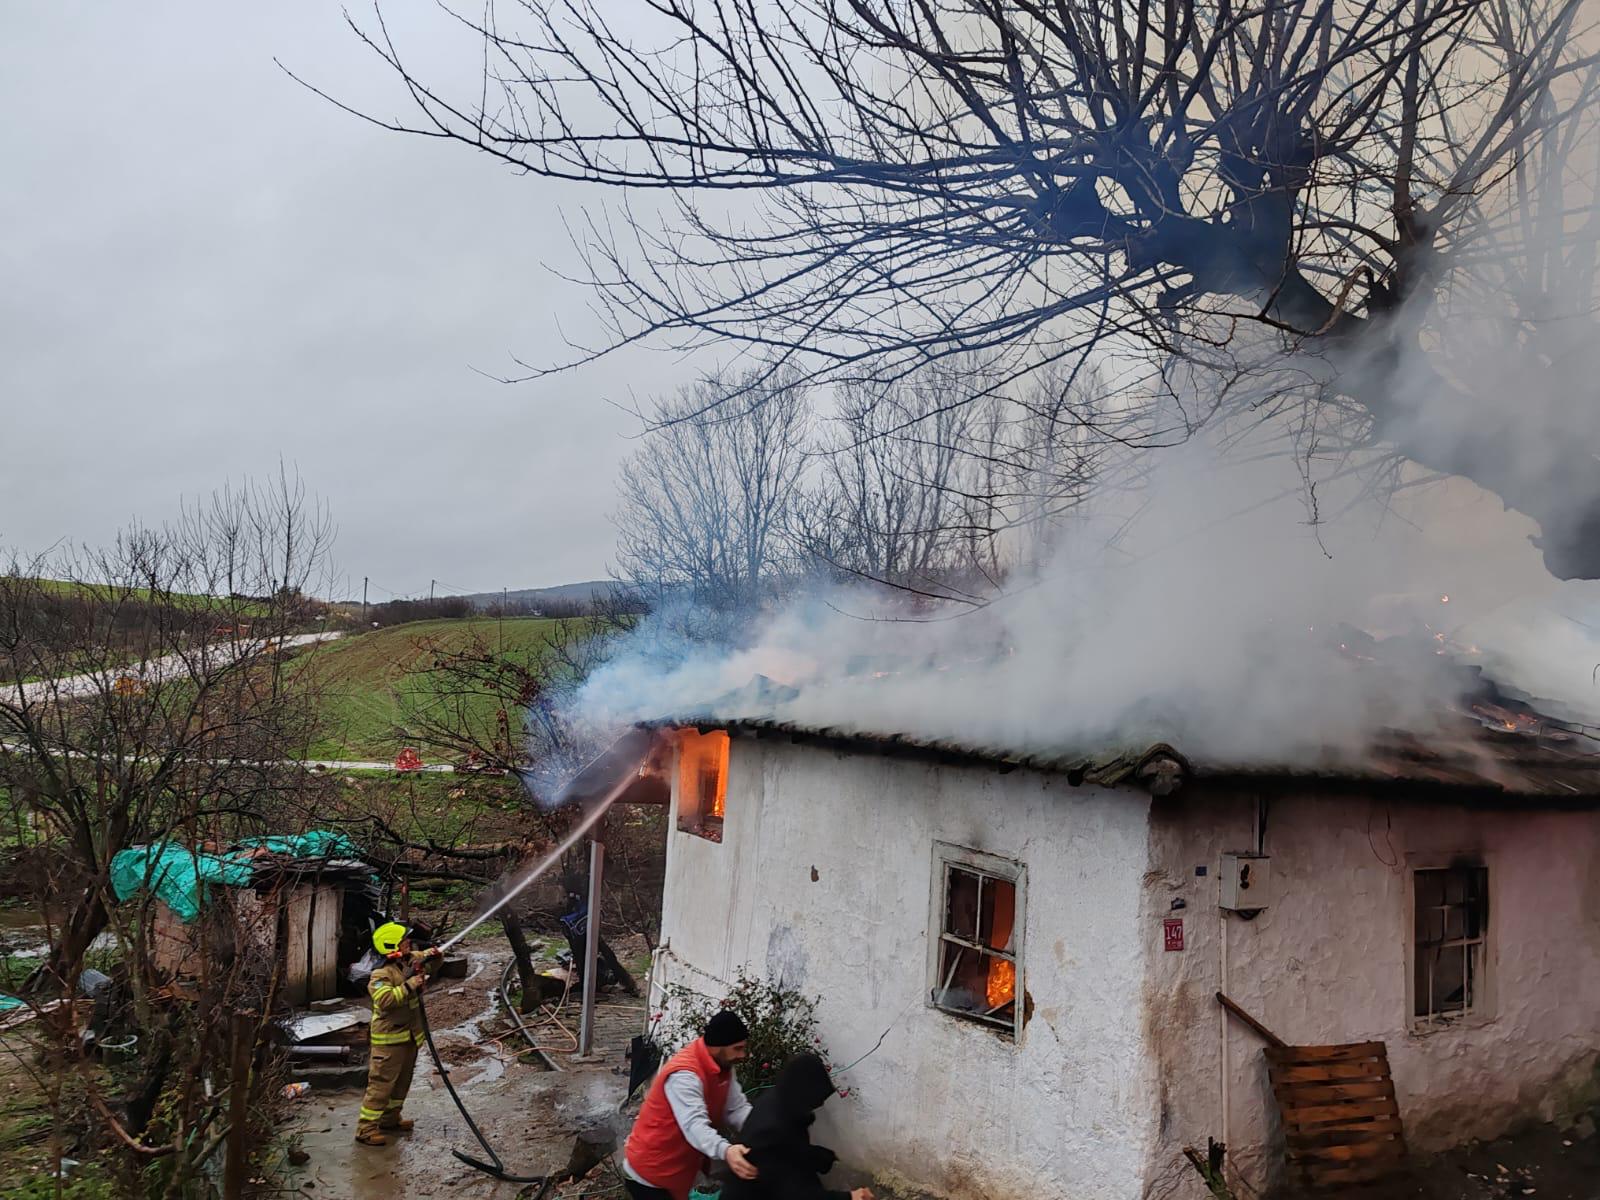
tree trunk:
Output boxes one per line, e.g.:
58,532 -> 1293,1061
26,889 -> 109,997
223,1011 -> 252,1199
500,913 -> 541,1015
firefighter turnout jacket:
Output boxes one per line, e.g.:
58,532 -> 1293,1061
368,952 -> 432,1047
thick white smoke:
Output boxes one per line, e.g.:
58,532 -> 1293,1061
570,111 -> 1600,765
574,429 -> 1600,768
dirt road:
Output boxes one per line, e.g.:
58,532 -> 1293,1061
6,631 -> 340,706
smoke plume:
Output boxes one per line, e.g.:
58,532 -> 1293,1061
574,428 -> 1600,768
569,116 -> 1600,766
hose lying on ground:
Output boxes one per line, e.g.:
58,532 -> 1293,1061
500,957 -> 565,1071
417,988 -> 551,1189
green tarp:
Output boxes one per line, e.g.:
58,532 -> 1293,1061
234,831 -> 360,860
0,994 -> 21,1012
109,830 -> 364,924
110,845 -> 255,923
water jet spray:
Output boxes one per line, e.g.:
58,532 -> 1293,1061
437,769 -> 633,953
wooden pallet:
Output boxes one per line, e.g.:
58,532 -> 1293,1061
1266,1041 -> 1408,1192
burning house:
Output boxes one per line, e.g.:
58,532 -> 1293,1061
616,673 -> 1600,1198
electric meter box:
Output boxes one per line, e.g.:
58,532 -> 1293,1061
1219,853 -> 1272,912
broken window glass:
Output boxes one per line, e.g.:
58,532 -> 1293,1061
933,860 -> 1020,1035
1413,865 -> 1488,1022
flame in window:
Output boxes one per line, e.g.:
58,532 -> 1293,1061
986,958 -> 1015,1009
677,730 -> 729,827
707,744 -> 727,819
985,878 -> 1016,1009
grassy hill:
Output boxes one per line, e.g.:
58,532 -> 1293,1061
297,616 -> 575,761
22,576 -> 276,617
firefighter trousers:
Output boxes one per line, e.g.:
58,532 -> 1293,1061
357,1040 -> 419,1135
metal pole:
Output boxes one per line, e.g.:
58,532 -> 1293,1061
361,576 -> 369,625
577,836 -> 605,1057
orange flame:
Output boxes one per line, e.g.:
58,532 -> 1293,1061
677,730 -> 730,822
986,958 -> 1016,1008
985,878 -> 1017,1010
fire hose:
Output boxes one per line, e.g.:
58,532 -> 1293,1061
416,985 -> 551,1191
500,957 -> 568,1069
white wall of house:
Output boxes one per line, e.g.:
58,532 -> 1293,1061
1142,790 -> 1600,1195
655,735 -> 1156,1200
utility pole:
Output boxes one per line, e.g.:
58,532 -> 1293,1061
361,576 -> 369,625
429,579 -> 435,603
500,587 -> 507,651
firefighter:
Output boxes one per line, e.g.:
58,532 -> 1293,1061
356,921 -> 441,1146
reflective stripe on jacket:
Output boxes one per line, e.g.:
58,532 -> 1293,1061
368,955 -> 426,1046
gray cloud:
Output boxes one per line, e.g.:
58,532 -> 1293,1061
0,2 -> 684,596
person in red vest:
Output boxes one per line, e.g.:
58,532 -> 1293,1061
623,1009 -> 759,1200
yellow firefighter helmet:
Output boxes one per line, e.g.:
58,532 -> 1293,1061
372,921 -> 410,957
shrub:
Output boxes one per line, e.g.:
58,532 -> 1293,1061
658,968 -> 838,1098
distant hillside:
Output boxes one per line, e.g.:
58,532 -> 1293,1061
460,580 -> 628,612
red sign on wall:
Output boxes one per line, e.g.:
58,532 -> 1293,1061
1163,917 -> 1185,952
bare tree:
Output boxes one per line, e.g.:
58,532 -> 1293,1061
0,472 -> 337,1186
800,363 -> 997,590
1007,363 -> 1119,553
370,601 -> 659,991
614,370 -> 810,611
393,604 -> 626,779
332,0 -> 1600,578
800,356 -> 1118,590
0,475 -> 335,990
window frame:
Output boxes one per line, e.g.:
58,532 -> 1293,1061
1406,858 -> 1494,1032
926,842 -> 1026,1041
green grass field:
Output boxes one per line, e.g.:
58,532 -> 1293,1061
20,576 -> 275,618
297,617 -> 576,761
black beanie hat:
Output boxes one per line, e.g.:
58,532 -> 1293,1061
703,1009 -> 750,1047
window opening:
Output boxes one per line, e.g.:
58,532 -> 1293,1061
931,850 -> 1022,1036
1413,865 -> 1488,1023
676,729 -> 729,842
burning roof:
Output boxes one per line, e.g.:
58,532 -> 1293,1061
640,647 -> 1600,803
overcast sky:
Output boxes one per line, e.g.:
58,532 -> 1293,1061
1,3 -> 692,598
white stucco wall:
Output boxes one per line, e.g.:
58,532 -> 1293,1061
655,735 -> 1157,1200
1141,791 -> 1600,1196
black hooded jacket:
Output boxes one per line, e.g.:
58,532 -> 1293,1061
719,1054 -> 850,1200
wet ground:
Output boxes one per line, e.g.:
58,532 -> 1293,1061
1408,1115 -> 1600,1200
272,956 -> 649,1200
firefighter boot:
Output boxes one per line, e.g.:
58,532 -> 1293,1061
358,1043 -> 410,1146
